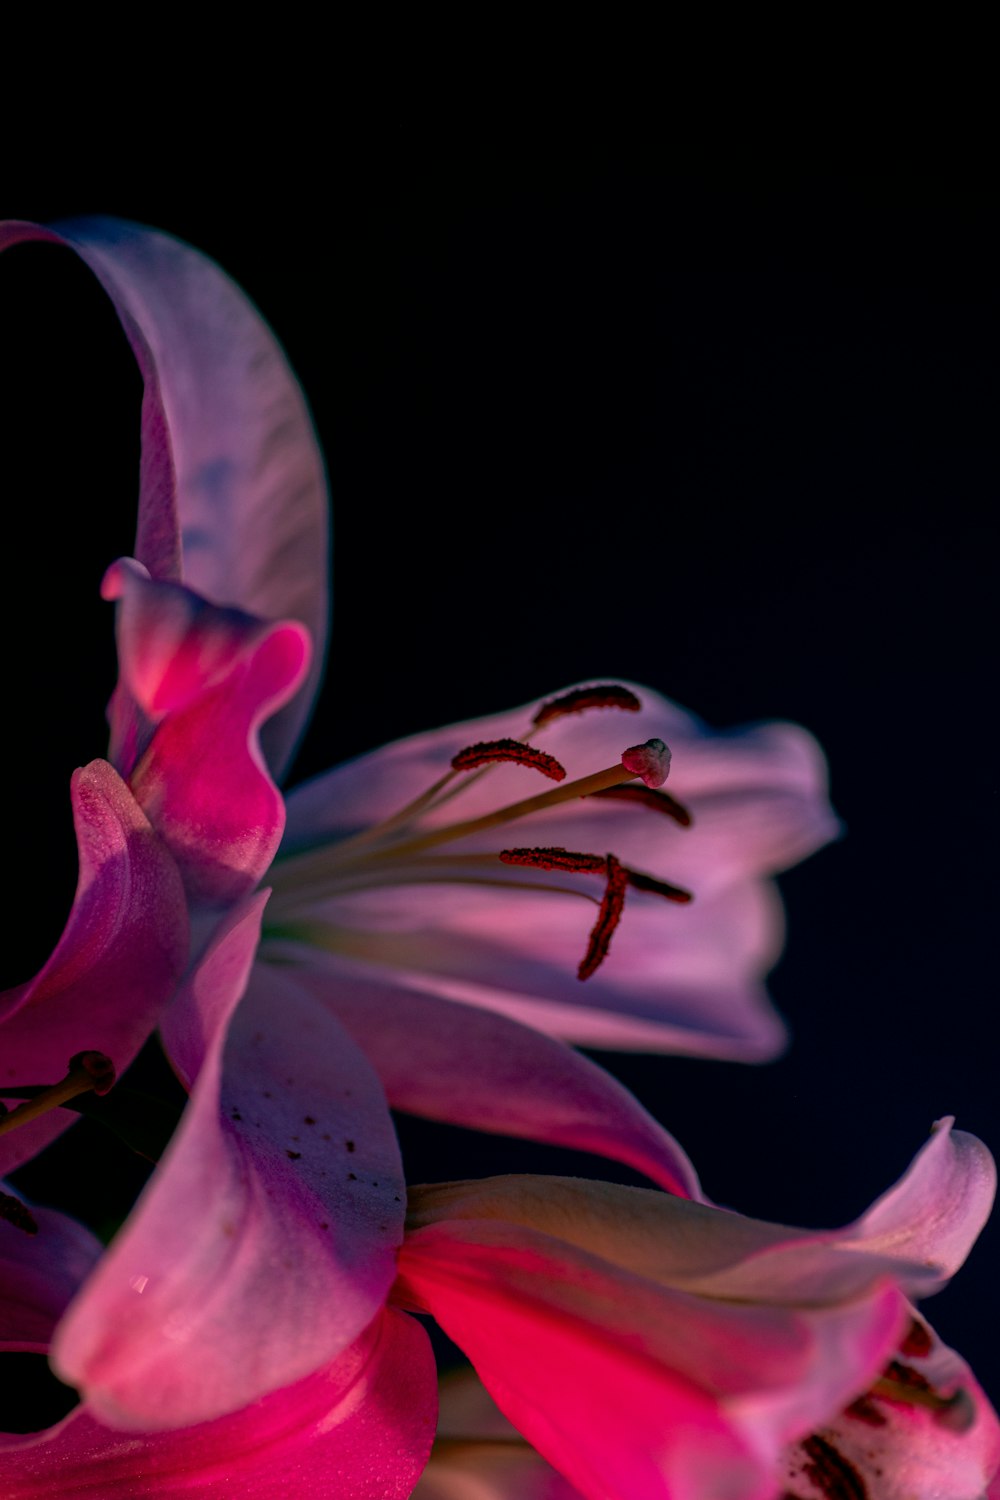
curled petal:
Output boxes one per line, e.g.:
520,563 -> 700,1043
266,947 -> 703,1198
1,1310 -> 436,1499
0,760 -> 188,1176
53,899 -> 406,1429
840,1117 -> 998,1284
0,216 -> 330,780
108,562 -> 310,903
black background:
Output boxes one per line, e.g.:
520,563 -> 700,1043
3,139 -> 997,1409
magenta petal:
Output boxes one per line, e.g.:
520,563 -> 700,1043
2,1310 -> 436,1499
0,217 -> 329,779
272,948 -> 703,1198
53,899 -> 407,1429
107,562 -> 310,903
0,1201 -> 102,1353
397,1222 -> 904,1500
0,760 -> 188,1177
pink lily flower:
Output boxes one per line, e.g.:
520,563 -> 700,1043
396,1120 -> 999,1500
0,216 -> 857,1495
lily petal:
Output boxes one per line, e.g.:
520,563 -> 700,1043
397,1218 -> 905,1500
265,945 -> 704,1197
104,561 -> 311,903
839,1115 -> 998,1282
0,216 -> 329,779
2,1310 -> 436,1499
53,897 -> 406,1429
268,874 -> 789,1057
0,1199 -> 102,1353
0,760 -> 188,1176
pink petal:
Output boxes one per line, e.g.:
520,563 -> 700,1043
404,1169 -> 964,1308
2,1309 -> 436,1499
53,896 -> 407,1429
0,217 -> 329,780
0,1201 -> 102,1353
106,561 -> 310,903
0,760 -> 188,1176
841,1116 -> 998,1282
779,1310 -> 1000,1500
266,872 -> 789,1057
397,1219 -> 904,1500
268,947 -> 703,1197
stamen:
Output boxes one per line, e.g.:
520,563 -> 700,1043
625,868 -> 693,904
871,1362 -> 976,1432
578,854 -> 629,980
500,847 -> 608,874
590,784 -> 693,827
0,1052 -> 116,1140
620,738 -> 671,788
452,739 -> 567,782
0,1189 -> 38,1236
532,684 -> 642,728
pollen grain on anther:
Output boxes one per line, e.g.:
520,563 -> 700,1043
500,847 -> 608,874
532,684 -> 642,728
451,739 -> 567,781
625,868 -> 694,904
590,784 -> 693,827
578,854 -> 629,981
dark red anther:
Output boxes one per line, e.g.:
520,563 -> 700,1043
882,1361 -> 932,1394
844,1396 -> 887,1427
451,739 -> 567,781
0,1189 -> 38,1235
69,1051 -> 117,1097
900,1317 -> 933,1358
590,784 -> 693,827
578,854 -> 629,980
625,868 -> 693,904
500,847 -> 608,874
532,684 -> 642,728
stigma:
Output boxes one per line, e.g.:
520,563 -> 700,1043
268,685 -> 693,983
0,1051 -> 116,1144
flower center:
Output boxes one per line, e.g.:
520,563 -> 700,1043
267,685 -> 694,983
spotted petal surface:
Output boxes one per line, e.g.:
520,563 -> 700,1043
52,896 -> 408,1430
